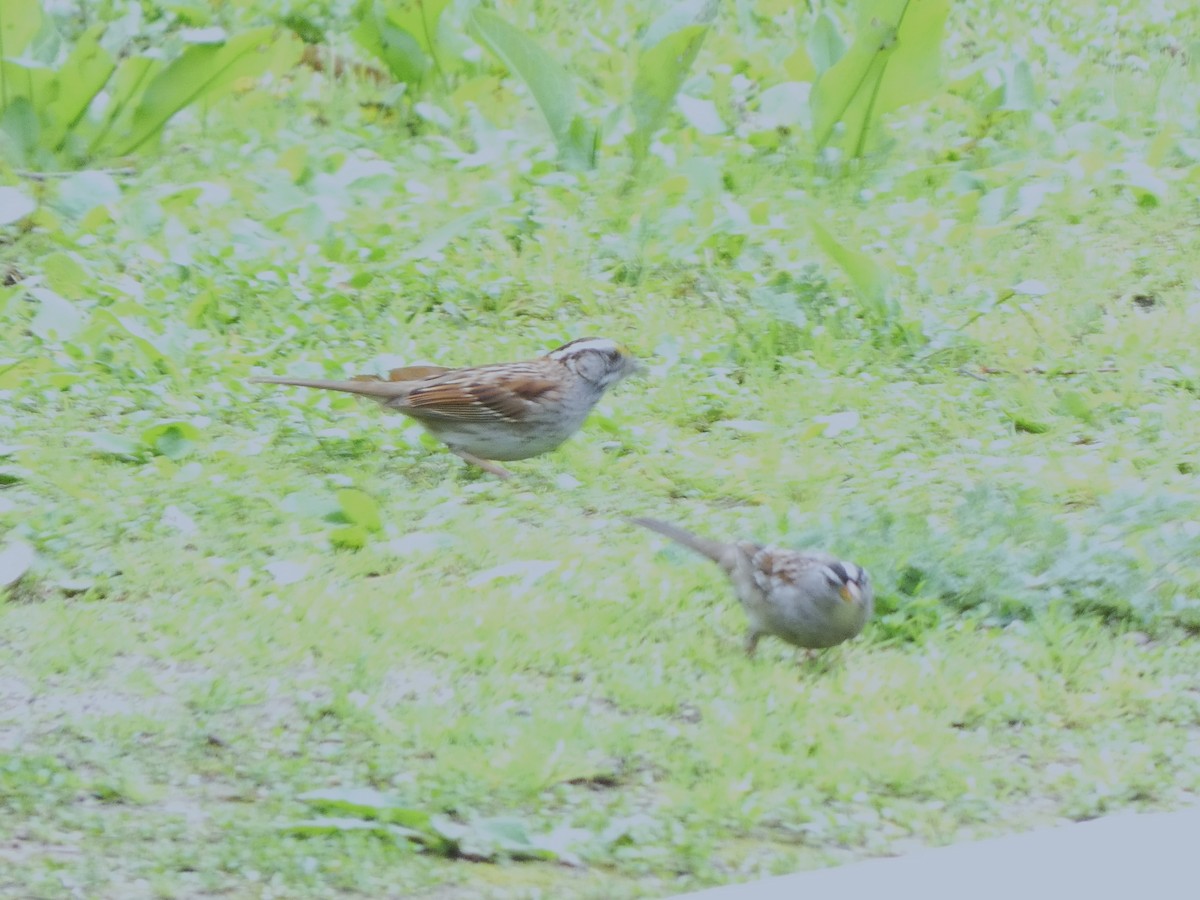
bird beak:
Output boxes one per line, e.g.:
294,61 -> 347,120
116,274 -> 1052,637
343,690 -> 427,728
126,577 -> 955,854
839,582 -> 862,604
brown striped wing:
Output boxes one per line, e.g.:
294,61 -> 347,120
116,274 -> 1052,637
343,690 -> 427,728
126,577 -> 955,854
396,362 -> 560,424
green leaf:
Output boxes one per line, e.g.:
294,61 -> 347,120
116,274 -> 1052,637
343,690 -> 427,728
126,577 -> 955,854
84,55 -> 159,158
299,786 -> 395,812
676,94 -> 725,134
41,26 -> 115,155
1058,391 -> 1095,425
755,82 -> 810,130
640,0 -> 714,46
1006,410 -> 1051,434
0,96 -> 40,164
55,170 -> 121,218
0,539 -> 36,590
807,10 -> 846,75
104,313 -> 167,366
0,464 -> 27,485
0,54 -> 56,116
0,358 -> 52,388
351,0 -> 450,86
1120,162 -> 1167,207
141,422 -> 200,460
401,207 -> 492,261
282,817 -> 426,841
629,0 -> 717,164
867,0 -> 949,114
279,14 -> 325,45
298,788 -> 432,830
184,289 -> 214,327
330,525 -> 369,550
352,2 -> 429,85
0,186 -> 35,225
809,220 -> 890,323
429,815 -> 561,862
279,490 -> 342,520
28,287 -> 84,342
336,488 -> 383,532
0,0 -> 42,60
472,817 -> 538,850
811,0 -> 950,156
561,114 -> 598,171
383,0 -> 451,59
112,28 -> 297,156
283,816 -> 391,836
181,27 -> 229,46
1001,59 -> 1037,112
468,9 -> 596,170
289,789 -> 579,862
83,432 -> 145,461
40,252 -> 91,296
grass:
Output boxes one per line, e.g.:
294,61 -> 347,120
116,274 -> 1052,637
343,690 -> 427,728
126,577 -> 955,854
3,0 -> 1200,896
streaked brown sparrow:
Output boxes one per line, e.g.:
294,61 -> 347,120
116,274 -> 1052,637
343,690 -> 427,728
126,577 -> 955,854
252,337 -> 638,478
630,517 -> 873,655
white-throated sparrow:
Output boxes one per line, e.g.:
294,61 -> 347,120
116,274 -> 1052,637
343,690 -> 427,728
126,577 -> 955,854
630,517 -> 873,655
252,337 -> 638,478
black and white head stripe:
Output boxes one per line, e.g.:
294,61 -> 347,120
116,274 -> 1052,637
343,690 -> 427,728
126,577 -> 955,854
823,561 -> 866,587
548,337 -> 635,384
548,337 -> 625,359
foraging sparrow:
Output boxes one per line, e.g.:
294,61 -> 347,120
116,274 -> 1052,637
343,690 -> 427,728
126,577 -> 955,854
630,517 -> 873,655
251,338 -> 637,478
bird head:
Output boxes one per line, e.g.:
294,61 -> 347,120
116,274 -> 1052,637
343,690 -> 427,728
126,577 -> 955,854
821,561 -> 872,607
548,337 -> 639,388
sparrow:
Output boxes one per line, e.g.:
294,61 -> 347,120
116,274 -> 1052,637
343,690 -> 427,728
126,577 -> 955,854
630,517 -> 873,655
251,337 -> 638,478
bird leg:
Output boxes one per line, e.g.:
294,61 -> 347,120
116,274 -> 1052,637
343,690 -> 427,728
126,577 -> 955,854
451,448 -> 513,480
795,647 -> 836,669
743,630 -> 761,658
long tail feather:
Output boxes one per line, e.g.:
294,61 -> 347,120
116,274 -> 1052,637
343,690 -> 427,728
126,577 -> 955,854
628,517 -> 737,571
248,375 -> 409,399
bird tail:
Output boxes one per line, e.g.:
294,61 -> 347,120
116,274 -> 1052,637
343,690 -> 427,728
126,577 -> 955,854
628,517 -> 737,572
248,375 -> 409,399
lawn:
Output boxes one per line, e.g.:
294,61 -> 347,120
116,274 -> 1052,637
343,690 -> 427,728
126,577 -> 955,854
2,0 -> 1200,897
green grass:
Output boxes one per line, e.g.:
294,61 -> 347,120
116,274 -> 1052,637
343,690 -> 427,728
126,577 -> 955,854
3,0 -> 1200,896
